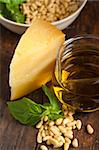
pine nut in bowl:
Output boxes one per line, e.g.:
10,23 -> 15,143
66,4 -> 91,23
0,0 -> 87,34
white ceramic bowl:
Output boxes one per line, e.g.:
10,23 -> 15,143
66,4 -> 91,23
0,0 -> 87,34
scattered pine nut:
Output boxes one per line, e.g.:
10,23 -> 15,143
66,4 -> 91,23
87,124 -> 94,134
72,138 -> 78,148
65,137 -> 71,144
39,125 -> 44,132
44,125 -> 48,130
58,125 -> 66,134
50,126 -> 60,135
56,118 -> 63,125
72,125 -> 76,129
49,130 -> 54,136
41,130 -> 46,138
64,131 -> 73,139
54,135 -> 65,143
36,104 -> 94,150
65,127 -> 72,131
64,142 -> 70,150
49,137 -> 59,146
43,136 -> 51,141
45,130 -> 49,136
44,116 -> 48,122
49,121 -> 54,126
63,118 -> 70,126
36,120 -> 43,129
54,135 -> 60,141
46,140 -> 51,145
54,141 -> 63,148
40,145 -> 48,150
60,136 -> 65,143
67,120 -> 77,127
76,120 -> 82,130
37,132 -> 42,143
67,116 -> 74,122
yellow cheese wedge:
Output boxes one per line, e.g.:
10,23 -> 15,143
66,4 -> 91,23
9,19 -> 65,100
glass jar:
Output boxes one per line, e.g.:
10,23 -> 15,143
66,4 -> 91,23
53,35 -> 99,112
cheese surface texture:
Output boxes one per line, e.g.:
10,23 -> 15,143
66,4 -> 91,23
9,19 -> 65,100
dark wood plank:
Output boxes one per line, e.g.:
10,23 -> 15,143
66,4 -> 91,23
0,1 -> 99,150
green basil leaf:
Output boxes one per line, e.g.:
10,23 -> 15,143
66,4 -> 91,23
6,3 -> 25,23
27,116 -> 40,126
7,98 -> 43,126
7,85 -> 63,126
39,103 -> 51,110
0,3 -> 11,18
42,85 -> 60,110
11,0 -> 26,4
48,113 -> 63,120
0,0 -> 26,4
0,0 -> 10,3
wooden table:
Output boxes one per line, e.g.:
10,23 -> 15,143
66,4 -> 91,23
0,1 -> 99,150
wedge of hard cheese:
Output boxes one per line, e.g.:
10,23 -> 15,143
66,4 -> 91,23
9,19 -> 65,100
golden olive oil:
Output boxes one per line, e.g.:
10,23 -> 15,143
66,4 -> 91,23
53,46 -> 99,112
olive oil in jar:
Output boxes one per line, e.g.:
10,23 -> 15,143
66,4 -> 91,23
53,37 -> 99,112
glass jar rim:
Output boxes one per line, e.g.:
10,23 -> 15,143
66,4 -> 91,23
55,34 -> 99,94
56,34 -> 99,62
63,34 -> 99,46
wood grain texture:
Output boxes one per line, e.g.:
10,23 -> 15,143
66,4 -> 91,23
0,1 -> 99,150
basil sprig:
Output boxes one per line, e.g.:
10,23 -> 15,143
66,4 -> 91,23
0,0 -> 25,23
7,85 -> 63,126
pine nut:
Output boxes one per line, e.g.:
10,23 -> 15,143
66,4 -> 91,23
56,118 -> 63,125
72,138 -> 78,148
59,136 -> 65,143
44,125 -> 48,130
65,137 -> 71,144
49,130 -> 54,136
45,0 -> 49,6
49,137 -> 59,146
76,120 -> 82,130
49,121 -> 54,126
43,136 -> 51,141
35,1 -> 42,7
65,127 -> 72,130
44,116 -> 48,122
41,130 -> 46,138
54,141 -> 63,148
64,142 -> 70,150
54,135 -> 60,141
54,135 -> 65,143
39,125 -> 44,132
32,3 -> 37,10
87,124 -> 94,134
63,118 -> 70,126
40,145 -> 48,150
64,131 -> 73,139
37,132 -> 42,143
58,125 -> 66,134
46,140 -> 51,145
50,126 -> 60,135
67,116 -> 74,122
67,120 -> 77,127
36,120 -> 43,129
21,0 -> 80,24
72,125 -> 76,129
45,129 -> 49,136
